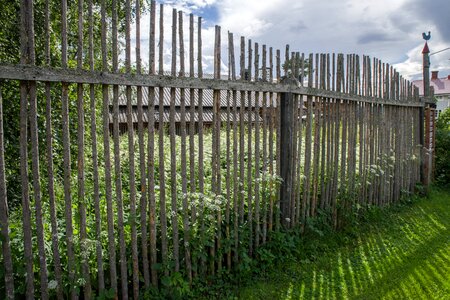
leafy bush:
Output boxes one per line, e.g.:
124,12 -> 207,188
435,108 -> 450,186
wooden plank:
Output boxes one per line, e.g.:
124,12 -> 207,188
101,0 -> 117,295
88,0 -> 104,293
0,83 -> 14,300
61,0 -> 77,297
125,0 -> 139,297
169,8 -> 180,273
290,52 -> 298,225
268,47 -> 275,234
158,4 -> 169,278
254,42 -> 261,247
262,44 -> 268,243
189,14 -> 196,224
247,39 -> 253,255
275,49 -> 281,232
301,53 -> 314,231
238,36 -> 245,263
319,54 -> 327,210
76,1 -> 91,297
179,11 -> 192,283
229,31 -> 237,271
280,76 -> 296,229
197,16 -> 206,275
212,24 -> 222,274
112,0 -> 129,295
135,0 -> 150,289
148,0 -> 158,286
0,64 -> 422,108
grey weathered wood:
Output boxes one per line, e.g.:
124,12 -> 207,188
268,47 -> 275,234
179,11 -> 192,283
148,0 -> 158,287
76,1 -> 91,297
169,8 -> 180,274
0,65 -> 423,107
279,77 -> 297,229
112,0 -> 129,296
275,49 -> 281,231
228,31 -> 239,268
100,0 -> 117,295
135,0 -> 150,289
158,4 -> 169,278
189,14 -> 196,223
254,42 -> 261,247
247,39 -> 253,255
197,16 -> 206,275
61,0 -> 77,297
88,0 -> 104,293
213,24 -> 222,273
237,36 -> 245,263
0,84 -> 14,300
125,0 -> 139,297
262,45 -> 268,243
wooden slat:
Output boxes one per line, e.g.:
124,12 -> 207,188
197,16 -> 206,275
268,47 -> 275,234
148,0 -> 158,287
88,0 -> 104,293
262,45 -> 268,243
275,49 -> 281,232
112,0 -> 129,295
169,7 -> 180,274
254,42 -> 261,248
158,4 -> 169,278
135,0 -> 150,289
213,24 -> 222,274
0,83 -> 14,300
319,54 -> 327,210
247,39 -> 253,256
100,0 -> 117,295
125,0 -> 139,297
237,36 -> 245,263
19,1 -> 34,299
301,53 -> 313,231
189,14 -> 196,222
229,31 -> 239,268
60,0 -> 77,297
76,1 -> 91,297
179,11 -> 192,283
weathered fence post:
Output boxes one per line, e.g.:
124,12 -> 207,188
421,40 -> 431,187
279,77 -> 298,229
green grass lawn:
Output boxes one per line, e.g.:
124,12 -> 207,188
238,188 -> 450,300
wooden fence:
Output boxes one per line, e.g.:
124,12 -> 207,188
0,0 -> 431,299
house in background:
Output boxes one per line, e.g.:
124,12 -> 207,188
413,71 -> 450,117
109,87 -> 279,134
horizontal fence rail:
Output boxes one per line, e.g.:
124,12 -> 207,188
0,0 -> 426,299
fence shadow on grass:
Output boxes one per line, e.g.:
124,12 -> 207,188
240,203 -> 449,299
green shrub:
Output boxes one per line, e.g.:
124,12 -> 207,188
435,108 -> 450,186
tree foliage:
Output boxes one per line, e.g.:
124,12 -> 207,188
0,0 -> 147,207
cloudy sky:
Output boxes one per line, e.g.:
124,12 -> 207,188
133,0 -> 450,80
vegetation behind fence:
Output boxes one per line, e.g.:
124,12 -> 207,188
0,0 -> 426,299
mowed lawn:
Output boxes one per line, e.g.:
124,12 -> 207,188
238,188 -> 450,300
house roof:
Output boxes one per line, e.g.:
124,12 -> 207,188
109,107 -> 263,124
412,75 -> 450,96
114,86 -> 279,108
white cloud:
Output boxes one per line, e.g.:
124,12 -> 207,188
127,0 -> 450,79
